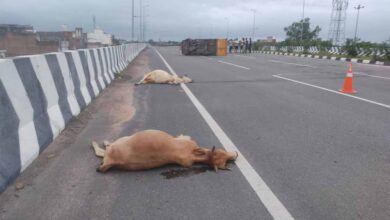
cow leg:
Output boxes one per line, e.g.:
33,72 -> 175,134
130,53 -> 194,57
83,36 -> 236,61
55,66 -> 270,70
135,74 -> 149,85
96,163 -> 113,173
135,80 -> 144,85
96,152 -> 115,173
92,141 -> 105,158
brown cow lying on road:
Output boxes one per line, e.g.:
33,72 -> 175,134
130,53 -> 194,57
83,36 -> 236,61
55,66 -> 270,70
135,69 -> 193,85
92,129 -> 238,172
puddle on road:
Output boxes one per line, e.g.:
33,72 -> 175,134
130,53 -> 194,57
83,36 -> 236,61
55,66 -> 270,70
160,166 -> 212,179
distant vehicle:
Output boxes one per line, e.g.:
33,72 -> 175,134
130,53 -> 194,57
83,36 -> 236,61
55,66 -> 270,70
181,38 -> 227,56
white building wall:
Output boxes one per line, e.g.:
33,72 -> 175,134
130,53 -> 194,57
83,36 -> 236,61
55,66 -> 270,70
87,28 -> 112,46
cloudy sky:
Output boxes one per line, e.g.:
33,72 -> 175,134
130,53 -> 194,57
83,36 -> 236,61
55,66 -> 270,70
0,0 -> 389,42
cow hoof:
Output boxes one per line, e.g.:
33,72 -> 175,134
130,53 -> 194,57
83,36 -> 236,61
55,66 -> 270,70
96,166 -> 102,173
103,140 -> 111,147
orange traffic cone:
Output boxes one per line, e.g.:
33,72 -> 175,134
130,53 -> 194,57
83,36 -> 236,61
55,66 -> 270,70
339,63 -> 357,94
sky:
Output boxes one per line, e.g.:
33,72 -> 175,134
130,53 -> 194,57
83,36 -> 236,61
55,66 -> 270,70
0,0 -> 389,43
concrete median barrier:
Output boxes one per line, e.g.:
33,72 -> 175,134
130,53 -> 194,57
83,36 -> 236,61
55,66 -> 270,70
0,43 -> 146,192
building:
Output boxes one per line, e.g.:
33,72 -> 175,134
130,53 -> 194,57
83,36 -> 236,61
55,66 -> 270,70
0,50 -> 6,58
0,24 -> 87,57
0,24 -> 40,57
36,27 -> 87,51
260,36 -> 276,43
87,28 -> 113,48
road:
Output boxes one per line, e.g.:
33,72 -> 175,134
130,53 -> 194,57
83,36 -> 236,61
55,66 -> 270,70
1,46 -> 390,220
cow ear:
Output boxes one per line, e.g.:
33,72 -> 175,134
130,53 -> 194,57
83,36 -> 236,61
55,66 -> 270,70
193,148 -> 206,156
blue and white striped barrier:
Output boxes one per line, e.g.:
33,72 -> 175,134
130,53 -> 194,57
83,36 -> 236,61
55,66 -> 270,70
0,43 -> 146,192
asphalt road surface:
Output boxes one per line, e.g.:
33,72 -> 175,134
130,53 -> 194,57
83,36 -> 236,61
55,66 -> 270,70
1,46 -> 389,220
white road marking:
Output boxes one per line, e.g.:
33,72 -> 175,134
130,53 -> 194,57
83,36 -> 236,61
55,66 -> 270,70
155,48 -> 294,220
273,74 -> 390,110
354,72 -> 390,80
354,62 -> 390,68
218,60 -> 251,70
268,60 -> 317,69
232,54 -> 257,59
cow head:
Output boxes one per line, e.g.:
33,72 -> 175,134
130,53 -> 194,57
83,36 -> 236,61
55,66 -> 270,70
180,75 -> 193,83
209,146 -> 238,172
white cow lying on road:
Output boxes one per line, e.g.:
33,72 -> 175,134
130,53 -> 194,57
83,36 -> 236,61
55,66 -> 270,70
135,69 -> 193,85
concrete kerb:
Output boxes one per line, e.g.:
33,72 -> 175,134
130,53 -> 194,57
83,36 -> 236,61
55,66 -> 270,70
0,43 -> 146,192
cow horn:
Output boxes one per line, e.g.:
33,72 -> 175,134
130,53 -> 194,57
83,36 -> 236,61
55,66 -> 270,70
211,146 -> 216,152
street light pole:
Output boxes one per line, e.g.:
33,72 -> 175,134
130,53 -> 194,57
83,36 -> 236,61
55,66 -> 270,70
142,5 -> 149,42
131,0 -> 134,42
224,17 -> 230,39
139,0 -> 142,42
227,19 -> 230,39
251,9 -> 256,39
354,4 -> 364,43
300,0 -> 305,43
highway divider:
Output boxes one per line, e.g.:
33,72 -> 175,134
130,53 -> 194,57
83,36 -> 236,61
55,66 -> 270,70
255,50 -> 389,66
0,43 -> 146,192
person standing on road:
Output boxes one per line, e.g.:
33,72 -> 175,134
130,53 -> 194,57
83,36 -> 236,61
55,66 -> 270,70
249,38 -> 252,53
233,39 -> 238,53
228,39 -> 233,53
240,38 -> 245,53
239,38 -> 243,53
244,38 -> 248,54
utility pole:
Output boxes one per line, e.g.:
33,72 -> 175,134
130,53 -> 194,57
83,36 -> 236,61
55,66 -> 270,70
93,15 -> 96,30
131,0 -> 134,42
251,9 -> 256,39
142,5 -> 149,42
139,0 -> 142,42
354,4 -> 364,43
224,17 -> 229,39
327,0 -> 349,45
300,0 -> 305,43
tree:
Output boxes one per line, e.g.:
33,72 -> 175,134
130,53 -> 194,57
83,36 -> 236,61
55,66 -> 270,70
283,18 -> 321,43
385,38 -> 390,46
112,36 -> 121,45
343,38 -> 358,57
380,38 -> 390,61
